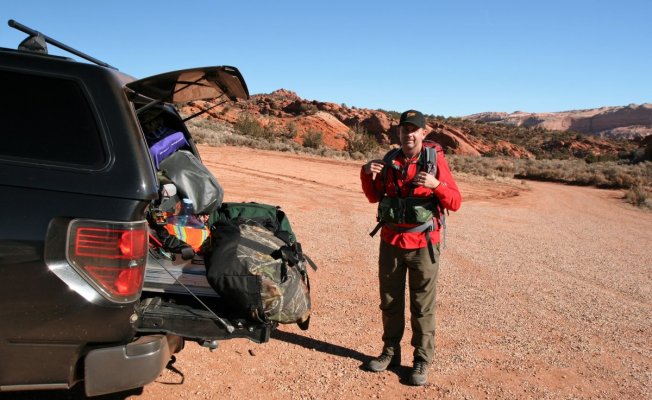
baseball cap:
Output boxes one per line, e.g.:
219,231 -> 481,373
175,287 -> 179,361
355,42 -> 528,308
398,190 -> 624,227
399,110 -> 426,129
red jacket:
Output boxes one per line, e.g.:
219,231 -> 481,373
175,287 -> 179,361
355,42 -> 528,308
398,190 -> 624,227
360,145 -> 462,249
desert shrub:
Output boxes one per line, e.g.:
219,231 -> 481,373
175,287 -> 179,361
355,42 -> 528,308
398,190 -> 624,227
280,122 -> 298,140
261,121 -> 278,141
378,108 -> 401,119
448,156 -> 652,189
585,152 -> 619,163
266,141 -> 299,153
447,155 -> 516,178
219,105 -> 231,115
299,103 -> 318,115
185,117 -> 234,146
345,124 -> 379,155
624,184 -> 652,209
303,129 -> 324,149
221,133 -> 272,149
234,113 -> 264,137
319,148 -> 337,157
518,159 -> 652,188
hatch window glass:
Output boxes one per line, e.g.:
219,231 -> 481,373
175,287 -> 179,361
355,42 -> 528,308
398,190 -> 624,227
0,69 -> 106,167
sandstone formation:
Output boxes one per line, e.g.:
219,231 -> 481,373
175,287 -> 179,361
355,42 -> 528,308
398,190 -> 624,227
464,103 -> 652,139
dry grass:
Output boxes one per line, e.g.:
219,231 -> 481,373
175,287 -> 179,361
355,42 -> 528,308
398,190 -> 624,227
302,129 -> 324,149
624,184 -> 652,209
345,124 -> 379,155
448,155 -> 652,209
448,155 -> 652,187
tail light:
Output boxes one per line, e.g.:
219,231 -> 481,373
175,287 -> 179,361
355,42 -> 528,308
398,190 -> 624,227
67,219 -> 148,303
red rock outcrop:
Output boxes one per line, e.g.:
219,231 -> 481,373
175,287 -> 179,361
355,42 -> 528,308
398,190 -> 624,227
293,111 -> 349,150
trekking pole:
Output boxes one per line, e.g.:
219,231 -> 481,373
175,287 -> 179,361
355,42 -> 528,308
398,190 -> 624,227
149,251 -> 235,333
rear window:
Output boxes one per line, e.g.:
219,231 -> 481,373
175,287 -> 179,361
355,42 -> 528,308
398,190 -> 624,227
0,69 -> 106,167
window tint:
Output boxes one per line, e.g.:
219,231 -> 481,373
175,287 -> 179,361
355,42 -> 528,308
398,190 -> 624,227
0,69 -> 106,167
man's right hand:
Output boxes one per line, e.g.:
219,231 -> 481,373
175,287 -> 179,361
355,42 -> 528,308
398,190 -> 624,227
363,160 -> 384,176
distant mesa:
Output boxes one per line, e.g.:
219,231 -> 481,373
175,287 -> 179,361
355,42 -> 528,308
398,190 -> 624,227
463,103 -> 652,140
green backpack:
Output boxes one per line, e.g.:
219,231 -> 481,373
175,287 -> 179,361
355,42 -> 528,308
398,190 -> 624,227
209,202 -> 297,244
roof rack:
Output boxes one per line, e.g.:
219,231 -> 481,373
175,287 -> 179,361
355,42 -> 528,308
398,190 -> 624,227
8,19 -> 117,70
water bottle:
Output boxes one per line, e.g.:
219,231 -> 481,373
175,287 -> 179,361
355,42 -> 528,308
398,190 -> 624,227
168,198 -> 204,228
178,198 -> 193,225
182,198 -> 206,228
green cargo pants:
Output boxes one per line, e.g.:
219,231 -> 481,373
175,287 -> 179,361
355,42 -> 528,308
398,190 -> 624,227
378,240 -> 440,363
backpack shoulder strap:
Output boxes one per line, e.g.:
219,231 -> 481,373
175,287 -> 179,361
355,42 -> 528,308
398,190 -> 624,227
371,148 -> 401,237
423,142 -> 449,250
380,148 -> 402,195
382,148 -> 401,164
421,142 -> 438,177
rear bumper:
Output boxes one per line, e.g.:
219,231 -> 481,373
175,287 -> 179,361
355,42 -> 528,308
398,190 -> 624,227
84,334 -> 183,397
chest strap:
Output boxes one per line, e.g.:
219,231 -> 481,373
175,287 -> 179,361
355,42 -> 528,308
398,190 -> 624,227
385,219 -> 434,233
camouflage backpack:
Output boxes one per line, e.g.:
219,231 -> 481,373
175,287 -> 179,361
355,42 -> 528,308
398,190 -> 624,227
204,203 -> 315,329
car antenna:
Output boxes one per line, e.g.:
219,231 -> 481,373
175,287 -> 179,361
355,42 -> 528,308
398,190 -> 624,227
8,19 -> 118,70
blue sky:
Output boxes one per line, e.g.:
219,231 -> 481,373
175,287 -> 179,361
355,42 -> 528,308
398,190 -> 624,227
2,1 -> 650,116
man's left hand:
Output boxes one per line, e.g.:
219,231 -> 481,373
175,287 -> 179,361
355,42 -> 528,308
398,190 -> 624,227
413,171 -> 440,189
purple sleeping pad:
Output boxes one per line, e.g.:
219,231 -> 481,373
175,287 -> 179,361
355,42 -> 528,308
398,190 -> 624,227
149,131 -> 189,169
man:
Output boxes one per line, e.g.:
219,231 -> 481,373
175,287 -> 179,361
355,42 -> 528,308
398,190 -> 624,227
360,110 -> 461,386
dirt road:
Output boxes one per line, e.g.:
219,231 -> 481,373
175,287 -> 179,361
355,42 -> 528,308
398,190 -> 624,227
10,145 -> 651,399
161,146 -> 650,399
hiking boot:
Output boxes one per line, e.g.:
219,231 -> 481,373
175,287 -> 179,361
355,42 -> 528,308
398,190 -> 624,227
366,352 -> 401,372
409,360 -> 429,386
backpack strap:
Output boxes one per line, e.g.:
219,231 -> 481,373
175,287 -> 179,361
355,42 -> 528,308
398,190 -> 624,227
424,145 -> 437,176
382,147 -> 401,166
415,141 -> 438,175
425,224 -> 436,263
380,148 -> 402,198
423,143 -> 448,250
408,145 -> 438,197
385,219 -> 434,233
371,149 -> 401,237
369,220 -> 384,237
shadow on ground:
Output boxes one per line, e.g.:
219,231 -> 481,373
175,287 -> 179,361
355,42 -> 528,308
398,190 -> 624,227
271,329 -> 417,384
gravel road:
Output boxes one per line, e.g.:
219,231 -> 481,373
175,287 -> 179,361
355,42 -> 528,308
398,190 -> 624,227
5,145 -> 650,400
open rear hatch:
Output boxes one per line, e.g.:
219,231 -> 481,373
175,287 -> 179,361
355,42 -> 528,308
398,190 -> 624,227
128,66 -> 271,345
126,65 -> 249,105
